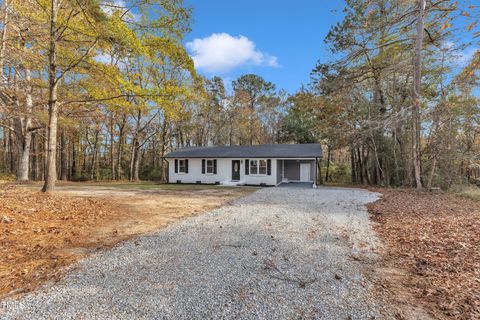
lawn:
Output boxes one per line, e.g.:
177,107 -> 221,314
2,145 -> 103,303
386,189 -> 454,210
0,182 -> 255,299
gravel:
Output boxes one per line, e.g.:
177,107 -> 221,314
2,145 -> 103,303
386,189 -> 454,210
1,185 -> 390,319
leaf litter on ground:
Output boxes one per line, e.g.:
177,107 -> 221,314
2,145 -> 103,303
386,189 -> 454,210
367,188 -> 480,319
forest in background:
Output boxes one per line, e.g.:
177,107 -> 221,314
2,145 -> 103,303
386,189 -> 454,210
0,0 -> 479,191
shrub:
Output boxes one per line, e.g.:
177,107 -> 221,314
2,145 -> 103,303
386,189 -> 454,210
0,173 -> 16,182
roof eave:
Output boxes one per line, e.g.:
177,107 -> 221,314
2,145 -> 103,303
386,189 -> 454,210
165,155 -> 323,159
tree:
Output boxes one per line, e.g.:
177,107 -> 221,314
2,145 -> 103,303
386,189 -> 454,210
307,0 -> 479,188
232,74 -> 276,145
280,91 -> 318,144
41,0 -> 110,191
411,0 -> 426,189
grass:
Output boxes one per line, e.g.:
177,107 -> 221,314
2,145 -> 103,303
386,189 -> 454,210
450,184 -> 480,201
456,186 -> 480,201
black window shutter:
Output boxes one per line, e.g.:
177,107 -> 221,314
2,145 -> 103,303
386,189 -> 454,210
245,159 -> 249,175
174,159 -> 178,173
267,159 -> 271,175
185,159 -> 189,173
213,160 -> 217,174
202,159 -> 205,174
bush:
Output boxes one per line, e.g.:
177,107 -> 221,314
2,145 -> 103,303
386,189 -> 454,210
323,163 -> 351,184
0,173 -> 16,182
450,183 -> 480,201
140,166 -> 166,181
70,175 -> 91,182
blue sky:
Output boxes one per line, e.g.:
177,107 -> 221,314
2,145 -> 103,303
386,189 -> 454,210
183,0 -> 345,93
183,1 -> 478,95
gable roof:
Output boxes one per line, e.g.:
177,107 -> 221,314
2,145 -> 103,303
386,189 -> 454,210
165,143 -> 322,158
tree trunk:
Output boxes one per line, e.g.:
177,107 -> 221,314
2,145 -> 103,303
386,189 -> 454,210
116,117 -> 126,180
411,0 -> 426,190
90,129 -> 99,180
392,125 -> 401,186
151,138 -> 156,168
130,110 -> 142,181
15,133 -> 31,181
0,0 -> 8,73
426,156 -> 437,190
129,137 -> 136,181
71,138 -> 77,179
8,129 -> 15,172
42,0 -> 59,192
159,119 -> 168,182
14,67 -> 33,181
317,158 -> 323,185
43,127 -> 48,180
357,147 -> 364,184
32,133 -> 39,180
110,116 -> 115,180
325,145 -> 331,182
16,134 -> 31,181
350,147 -> 356,184
133,145 -> 140,181
60,129 -> 68,180
363,148 -> 371,184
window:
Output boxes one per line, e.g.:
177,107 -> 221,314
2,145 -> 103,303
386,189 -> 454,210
179,159 -> 186,173
206,159 -> 214,174
250,160 -> 258,174
259,160 -> 267,175
250,159 -> 268,175
202,159 -> 216,174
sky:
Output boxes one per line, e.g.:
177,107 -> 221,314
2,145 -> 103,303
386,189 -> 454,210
183,0 -> 346,93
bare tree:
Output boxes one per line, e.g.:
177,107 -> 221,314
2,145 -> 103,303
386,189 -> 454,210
411,0 -> 426,190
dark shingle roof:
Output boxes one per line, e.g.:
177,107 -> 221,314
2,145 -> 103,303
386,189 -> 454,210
165,144 -> 322,158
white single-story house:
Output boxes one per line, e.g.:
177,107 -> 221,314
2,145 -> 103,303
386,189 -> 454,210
165,144 -> 323,187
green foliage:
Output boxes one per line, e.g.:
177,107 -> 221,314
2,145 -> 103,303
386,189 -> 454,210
140,166 -> 165,181
280,92 -> 317,143
323,163 -> 351,184
450,184 -> 480,201
232,74 -> 276,101
0,173 -> 16,181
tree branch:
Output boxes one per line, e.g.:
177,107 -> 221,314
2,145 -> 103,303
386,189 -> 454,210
56,38 -> 99,83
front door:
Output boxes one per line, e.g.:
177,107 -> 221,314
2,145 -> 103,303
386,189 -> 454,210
232,160 -> 241,181
300,163 -> 311,182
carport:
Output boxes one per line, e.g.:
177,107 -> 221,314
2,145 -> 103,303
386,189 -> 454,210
276,159 -> 317,187
278,181 -> 314,188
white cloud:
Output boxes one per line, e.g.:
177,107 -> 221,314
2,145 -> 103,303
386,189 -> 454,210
442,41 -> 455,50
94,52 -> 113,64
100,0 -> 140,22
186,33 -> 279,73
100,0 -> 125,15
442,41 -> 478,66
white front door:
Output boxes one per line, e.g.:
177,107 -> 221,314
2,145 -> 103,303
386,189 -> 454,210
300,163 -> 311,182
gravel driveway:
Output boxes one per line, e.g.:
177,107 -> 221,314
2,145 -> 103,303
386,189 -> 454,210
1,186 -> 387,319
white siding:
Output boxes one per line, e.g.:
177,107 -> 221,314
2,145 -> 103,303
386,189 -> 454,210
167,158 -> 278,186
244,159 -> 277,185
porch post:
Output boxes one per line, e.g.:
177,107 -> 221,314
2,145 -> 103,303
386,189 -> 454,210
313,158 -> 317,189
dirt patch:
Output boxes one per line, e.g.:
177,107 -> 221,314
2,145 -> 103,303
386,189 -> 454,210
59,185 -> 254,240
0,183 -> 253,299
367,188 -> 480,320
